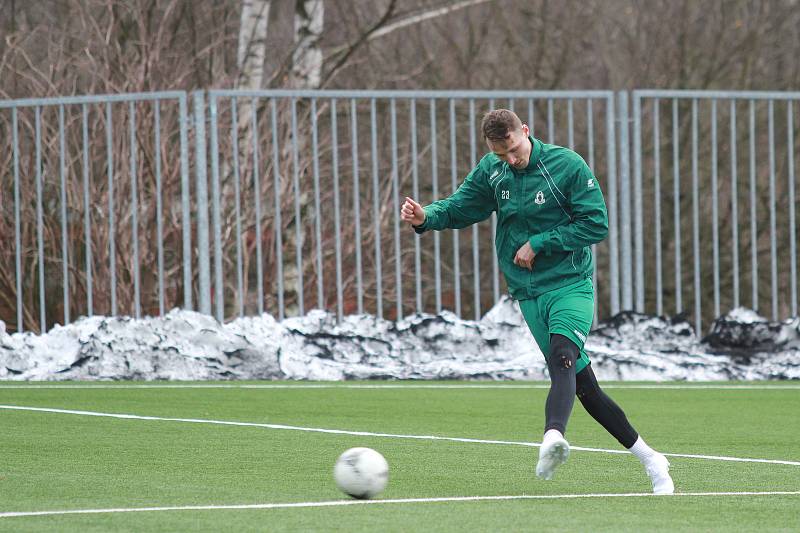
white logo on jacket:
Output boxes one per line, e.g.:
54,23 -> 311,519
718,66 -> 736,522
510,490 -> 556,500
534,191 -> 545,205
587,178 -> 595,188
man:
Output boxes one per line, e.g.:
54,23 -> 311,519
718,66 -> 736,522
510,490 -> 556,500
400,109 -> 674,494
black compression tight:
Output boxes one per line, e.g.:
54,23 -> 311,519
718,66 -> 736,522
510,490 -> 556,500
543,334 -> 577,435
576,365 -> 639,448
543,335 -> 639,449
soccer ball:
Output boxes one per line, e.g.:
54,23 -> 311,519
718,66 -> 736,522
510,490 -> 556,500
333,447 -> 389,499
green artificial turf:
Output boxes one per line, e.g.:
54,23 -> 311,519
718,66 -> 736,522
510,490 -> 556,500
0,381 -> 798,532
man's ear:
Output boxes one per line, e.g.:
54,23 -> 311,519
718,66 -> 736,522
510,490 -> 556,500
521,124 -> 530,136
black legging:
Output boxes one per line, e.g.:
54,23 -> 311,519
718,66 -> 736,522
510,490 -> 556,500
576,364 -> 638,448
544,334 -> 639,449
543,334 -> 577,435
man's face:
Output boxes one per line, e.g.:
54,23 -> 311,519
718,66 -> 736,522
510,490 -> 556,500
486,124 -> 532,170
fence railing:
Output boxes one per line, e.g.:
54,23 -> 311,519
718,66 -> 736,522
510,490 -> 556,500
630,90 -> 800,332
0,92 -> 191,334
1,89 -> 797,334
203,89 -> 617,324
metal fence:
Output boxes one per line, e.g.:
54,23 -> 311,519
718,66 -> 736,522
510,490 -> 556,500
203,89 -> 618,324
1,89 -> 798,334
0,92 -> 191,333
629,90 -> 800,332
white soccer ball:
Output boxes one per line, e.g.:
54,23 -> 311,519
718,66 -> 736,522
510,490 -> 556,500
333,447 -> 389,499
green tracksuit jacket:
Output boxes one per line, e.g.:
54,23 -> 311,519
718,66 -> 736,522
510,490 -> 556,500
415,136 -> 609,300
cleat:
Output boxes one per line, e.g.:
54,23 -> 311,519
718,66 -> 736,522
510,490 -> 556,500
536,435 -> 570,480
645,453 -> 675,495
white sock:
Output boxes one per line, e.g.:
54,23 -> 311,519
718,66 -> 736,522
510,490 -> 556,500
543,429 -> 564,444
628,436 -> 657,463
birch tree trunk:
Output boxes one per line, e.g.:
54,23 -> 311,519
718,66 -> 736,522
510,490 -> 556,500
276,0 -> 325,315
237,0 -> 271,90
233,0 -> 271,313
290,0 -> 324,89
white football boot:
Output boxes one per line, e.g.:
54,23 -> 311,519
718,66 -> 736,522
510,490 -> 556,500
536,431 -> 570,480
644,453 -> 675,495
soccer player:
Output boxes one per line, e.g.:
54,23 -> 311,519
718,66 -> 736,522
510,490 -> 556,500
400,109 -> 674,494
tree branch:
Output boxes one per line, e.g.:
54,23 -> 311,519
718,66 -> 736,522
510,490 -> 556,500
368,0 -> 494,41
319,0 -> 397,88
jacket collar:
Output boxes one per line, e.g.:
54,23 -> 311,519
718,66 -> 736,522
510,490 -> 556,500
508,135 -> 542,174
528,136 -> 543,169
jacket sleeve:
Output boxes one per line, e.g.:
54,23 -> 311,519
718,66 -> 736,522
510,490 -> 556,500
414,164 -> 495,233
528,161 -> 609,255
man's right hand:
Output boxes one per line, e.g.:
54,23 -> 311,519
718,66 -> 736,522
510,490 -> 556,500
401,197 -> 426,227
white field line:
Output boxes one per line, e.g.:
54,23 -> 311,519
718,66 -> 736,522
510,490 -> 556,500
2,404 -> 800,467
2,491 -> 800,519
1,383 -> 799,390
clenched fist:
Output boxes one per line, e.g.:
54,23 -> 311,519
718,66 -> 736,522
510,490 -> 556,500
514,241 -> 536,270
400,197 -> 426,227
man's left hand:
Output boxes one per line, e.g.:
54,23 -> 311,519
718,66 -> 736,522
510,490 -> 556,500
514,242 -> 536,270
